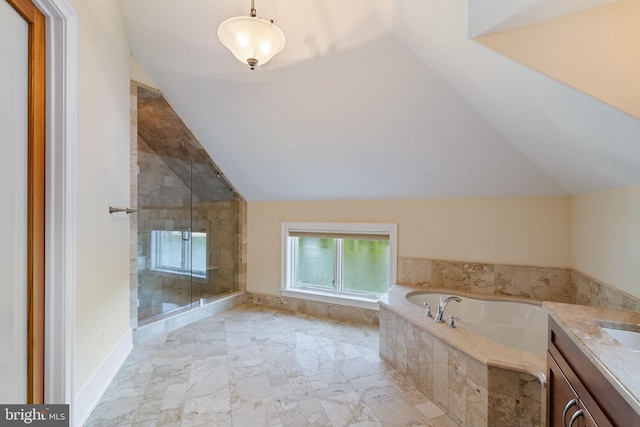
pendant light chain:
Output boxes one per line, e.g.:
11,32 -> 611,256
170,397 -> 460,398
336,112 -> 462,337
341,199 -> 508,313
250,0 -> 256,17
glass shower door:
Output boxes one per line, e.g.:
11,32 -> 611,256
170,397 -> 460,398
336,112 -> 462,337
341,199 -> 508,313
190,161 -> 239,302
135,86 -> 241,324
137,154 -> 194,322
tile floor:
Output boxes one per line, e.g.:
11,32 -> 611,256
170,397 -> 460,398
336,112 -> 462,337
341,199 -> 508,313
85,303 -> 457,427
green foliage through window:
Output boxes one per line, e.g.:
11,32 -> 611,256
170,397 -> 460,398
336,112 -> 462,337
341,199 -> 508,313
293,237 -> 390,296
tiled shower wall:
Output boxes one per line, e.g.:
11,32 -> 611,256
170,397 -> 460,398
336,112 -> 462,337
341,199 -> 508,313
130,81 -> 247,326
397,257 -> 639,312
136,139 -> 241,320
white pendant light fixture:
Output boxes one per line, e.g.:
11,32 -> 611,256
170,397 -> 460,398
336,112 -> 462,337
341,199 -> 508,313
218,0 -> 286,70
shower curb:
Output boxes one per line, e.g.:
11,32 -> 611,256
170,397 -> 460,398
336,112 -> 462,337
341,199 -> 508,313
133,291 -> 247,344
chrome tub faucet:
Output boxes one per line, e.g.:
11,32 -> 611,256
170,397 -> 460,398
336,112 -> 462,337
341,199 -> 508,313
434,296 -> 462,323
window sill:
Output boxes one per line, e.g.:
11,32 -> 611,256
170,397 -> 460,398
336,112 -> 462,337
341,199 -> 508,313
281,289 -> 380,311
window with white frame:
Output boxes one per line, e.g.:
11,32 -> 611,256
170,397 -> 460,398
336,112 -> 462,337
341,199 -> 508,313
151,229 -> 207,277
282,222 -> 397,305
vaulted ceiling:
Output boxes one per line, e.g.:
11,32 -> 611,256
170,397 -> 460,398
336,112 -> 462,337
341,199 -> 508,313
118,0 -> 640,201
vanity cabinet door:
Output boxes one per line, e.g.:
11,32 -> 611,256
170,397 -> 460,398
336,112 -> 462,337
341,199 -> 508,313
547,354 -> 597,427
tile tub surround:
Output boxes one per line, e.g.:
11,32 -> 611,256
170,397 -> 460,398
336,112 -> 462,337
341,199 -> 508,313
379,285 -> 546,426
397,257 -> 639,312
572,269 -> 639,312
246,292 -> 379,325
544,301 -> 640,417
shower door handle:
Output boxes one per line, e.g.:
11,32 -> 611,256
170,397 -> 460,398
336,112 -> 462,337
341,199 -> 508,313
182,228 -> 191,241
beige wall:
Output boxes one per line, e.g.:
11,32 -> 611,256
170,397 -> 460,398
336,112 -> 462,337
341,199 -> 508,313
247,197 -> 571,295
130,56 -> 157,90
73,0 -> 132,390
477,0 -> 640,119
572,184 -> 640,299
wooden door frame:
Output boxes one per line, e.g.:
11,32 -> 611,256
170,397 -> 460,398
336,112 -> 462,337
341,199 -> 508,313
6,0 -> 46,404
31,0 -> 78,407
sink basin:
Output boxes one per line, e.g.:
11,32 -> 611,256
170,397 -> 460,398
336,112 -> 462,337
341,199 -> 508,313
596,320 -> 640,352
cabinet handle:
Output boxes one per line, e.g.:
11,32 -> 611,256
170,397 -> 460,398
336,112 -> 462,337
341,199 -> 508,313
568,409 -> 584,427
562,399 -> 577,427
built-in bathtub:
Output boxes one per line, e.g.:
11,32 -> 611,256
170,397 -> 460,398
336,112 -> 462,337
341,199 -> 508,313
406,292 -> 548,357
379,285 -> 547,426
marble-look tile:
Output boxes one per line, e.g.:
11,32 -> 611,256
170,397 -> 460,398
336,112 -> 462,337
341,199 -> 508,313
494,265 -> 532,298
247,292 -> 379,325
432,261 -> 495,294
465,377 -> 488,427
395,317 -> 409,375
465,355 -> 487,388
416,400 -> 444,419
431,354 -> 449,412
530,267 -> 573,303
426,414 -> 459,427
572,270 -> 592,306
520,372 -> 542,402
447,388 -> 466,426
321,341 -> 362,362
86,303 -> 456,427
487,392 -> 518,426
85,396 -> 140,427
597,280 -> 638,312
133,399 -> 162,423
335,356 -> 385,381
318,391 -> 382,427
231,398 -> 282,427
231,374 -> 273,401
182,393 -> 231,425
309,371 -> 355,398
398,257 -> 433,286
379,308 -> 396,366
276,397 -> 332,426
399,257 -> 640,315
418,328 -> 434,397
488,366 -> 519,397
405,323 -> 421,387
379,299 -> 546,427
516,396 -> 542,427
365,386 -> 432,426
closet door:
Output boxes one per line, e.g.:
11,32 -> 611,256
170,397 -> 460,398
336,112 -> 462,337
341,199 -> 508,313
0,0 -> 45,404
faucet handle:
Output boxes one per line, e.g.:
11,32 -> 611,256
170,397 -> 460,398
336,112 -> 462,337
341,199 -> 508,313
423,302 -> 432,318
448,315 -> 460,328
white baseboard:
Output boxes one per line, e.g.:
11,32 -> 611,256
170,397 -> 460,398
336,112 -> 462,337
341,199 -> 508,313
72,328 -> 133,427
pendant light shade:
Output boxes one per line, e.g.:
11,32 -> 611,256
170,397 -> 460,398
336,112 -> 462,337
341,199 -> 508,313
217,1 -> 286,70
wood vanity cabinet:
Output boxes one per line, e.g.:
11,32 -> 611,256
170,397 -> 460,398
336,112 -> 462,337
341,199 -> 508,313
547,353 -> 598,427
547,317 -> 639,427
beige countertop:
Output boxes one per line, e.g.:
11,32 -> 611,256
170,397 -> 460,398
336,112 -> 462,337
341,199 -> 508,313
544,301 -> 640,416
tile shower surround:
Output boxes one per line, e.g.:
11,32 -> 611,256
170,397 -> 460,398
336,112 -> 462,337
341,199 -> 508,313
136,147 -> 241,320
130,81 -> 248,325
